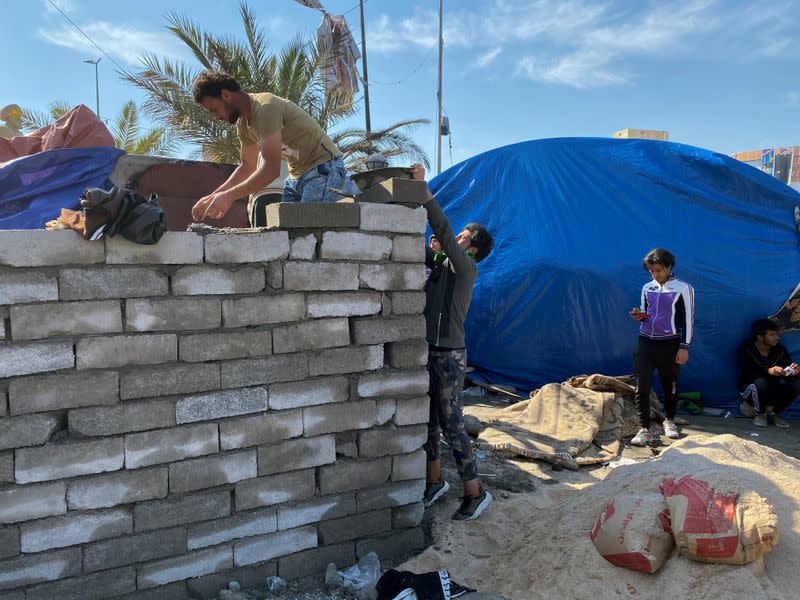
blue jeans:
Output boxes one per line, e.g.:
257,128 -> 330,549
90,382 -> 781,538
282,156 -> 347,203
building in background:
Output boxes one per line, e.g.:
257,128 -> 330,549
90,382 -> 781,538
733,146 -> 800,192
612,128 -> 669,141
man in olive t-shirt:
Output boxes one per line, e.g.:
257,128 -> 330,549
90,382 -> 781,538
191,70 -> 347,225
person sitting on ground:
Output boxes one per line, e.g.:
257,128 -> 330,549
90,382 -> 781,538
190,70 -> 346,226
738,318 -> 799,428
410,163 -> 495,521
629,248 -> 695,446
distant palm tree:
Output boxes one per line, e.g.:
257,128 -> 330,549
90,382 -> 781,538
124,1 -> 429,169
112,100 -> 177,156
21,101 -> 72,131
21,100 -> 177,157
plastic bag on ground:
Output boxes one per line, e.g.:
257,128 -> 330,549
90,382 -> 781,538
590,493 -> 675,573
660,475 -> 779,565
265,575 -> 287,596
327,552 -> 381,592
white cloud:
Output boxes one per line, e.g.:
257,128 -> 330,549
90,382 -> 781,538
368,11 -> 475,52
513,0 -> 718,87
37,21 -> 181,66
365,0 -> 799,88
483,0 -> 612,44
367,0 -> 711,86
516,51 -> 628,88
714,3 -> 797,58
476,47 -> 502,68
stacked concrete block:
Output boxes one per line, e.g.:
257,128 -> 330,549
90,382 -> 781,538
0,190 -> 429,598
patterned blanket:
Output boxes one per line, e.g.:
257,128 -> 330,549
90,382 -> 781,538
474,374 -> 663,469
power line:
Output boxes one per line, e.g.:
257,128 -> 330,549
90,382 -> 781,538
341,0 -> 370,17
371,45 -> 435,86
46,0 -> 134,78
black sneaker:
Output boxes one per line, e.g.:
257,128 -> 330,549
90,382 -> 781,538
423,479 -> 450,508
451,488 -> 492,521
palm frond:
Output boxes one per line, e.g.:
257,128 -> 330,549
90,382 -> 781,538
111,100 -> 139,151
49,101 -> 73,120
333,118 -> 431,170
240,0 -> 268,78
20,108 -> 51,132
20,101 -> 73,132
132,127 -> 180,157
166,13 -> 213,69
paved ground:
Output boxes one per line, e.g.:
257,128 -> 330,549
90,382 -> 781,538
623,413 -> 800,460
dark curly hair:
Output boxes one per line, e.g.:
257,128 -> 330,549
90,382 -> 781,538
192,70 -> 241,103
465,223 -> 494,262
751,318 -> 779,339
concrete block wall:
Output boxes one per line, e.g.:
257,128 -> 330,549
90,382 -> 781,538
0,196 -> 429,599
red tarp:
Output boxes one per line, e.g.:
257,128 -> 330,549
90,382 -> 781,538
0,104 -> 114,163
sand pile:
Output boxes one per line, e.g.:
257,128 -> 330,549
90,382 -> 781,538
402,435 -> 800,600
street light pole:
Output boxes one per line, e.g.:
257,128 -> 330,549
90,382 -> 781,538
84,57 -> 101,119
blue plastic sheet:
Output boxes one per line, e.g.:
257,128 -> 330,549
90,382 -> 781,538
429,138 -> 800,410
0,147 -> 123,229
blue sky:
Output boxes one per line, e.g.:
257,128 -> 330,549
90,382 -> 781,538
2,0 -> 799,170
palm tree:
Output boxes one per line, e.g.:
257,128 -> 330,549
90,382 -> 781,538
124,1 -> 429,169
112,100 -> 178,156
21,100 -> 177,157
21,101 -> 72,132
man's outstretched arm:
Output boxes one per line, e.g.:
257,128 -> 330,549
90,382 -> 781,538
409,164 -> 474,274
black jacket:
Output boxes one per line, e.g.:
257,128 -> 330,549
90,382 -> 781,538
738,340 -> 792,388
423,199 -> 477,349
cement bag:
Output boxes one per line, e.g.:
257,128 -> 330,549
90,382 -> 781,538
590,494 -> 675,573
660,475 -> 779,565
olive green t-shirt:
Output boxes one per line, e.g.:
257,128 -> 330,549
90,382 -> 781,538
236,93 -> 341,179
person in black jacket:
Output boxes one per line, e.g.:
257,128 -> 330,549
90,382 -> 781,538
739,319 -> 799,428
409,163 -> 495,521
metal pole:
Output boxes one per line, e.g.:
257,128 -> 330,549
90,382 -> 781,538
359,0 -> 371,137
94,58 -> 101,119
84,57 -> 101,119
436,0 -> 443,174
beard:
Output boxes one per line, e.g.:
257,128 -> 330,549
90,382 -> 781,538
225,105 -> 241,125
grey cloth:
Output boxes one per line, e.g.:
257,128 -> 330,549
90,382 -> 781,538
423,199 -> 476,349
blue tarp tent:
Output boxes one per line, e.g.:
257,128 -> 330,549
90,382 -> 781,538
429,138 -> 800,410
0,147 -> 123,229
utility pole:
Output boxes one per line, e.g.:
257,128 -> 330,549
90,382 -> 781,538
84,57 -> 101,119
436,0 -> 443,174
359,0 -> 371,138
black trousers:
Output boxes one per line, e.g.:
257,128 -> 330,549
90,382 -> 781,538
740,377 -> 800,414
634,337 -> 681,428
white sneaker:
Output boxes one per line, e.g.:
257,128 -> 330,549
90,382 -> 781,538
662,418 -> 680,439
630,427 -> 654,446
